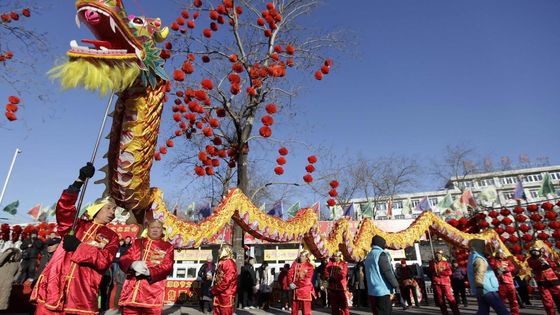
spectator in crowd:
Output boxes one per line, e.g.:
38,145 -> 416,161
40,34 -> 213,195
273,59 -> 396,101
324,251 -> 349,315
30,163 -> 120,314
396,259 -> 419,307
514,275 -> 531,307
364,235 -> 399,315
451,261 -> 468,307
467,239 -> 509,315
17,230 -> 43,283
313,259 -> 328,308
277,263 -> 292,311
491,249 -> 519,315
429,250 -> 460,315
99,266 -> 113,312
36,234 -> 61,278
118,219 -> 174,315
0,248 -> 22,310
198,255 -> 215,314
113,236 -> 132,307
287,250 -> 315,315
527,245 -> 560,315
351,262 -> 368,307
256,261 -> 273,310
413,263 -> 429,306
240,257 -> 257,309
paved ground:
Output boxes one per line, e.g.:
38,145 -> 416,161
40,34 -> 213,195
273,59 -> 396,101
0,297 -> 546,315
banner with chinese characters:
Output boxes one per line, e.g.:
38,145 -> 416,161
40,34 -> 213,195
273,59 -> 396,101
264,249 -> 299,261
174,249 -> 213,261
107,223 -> 140,240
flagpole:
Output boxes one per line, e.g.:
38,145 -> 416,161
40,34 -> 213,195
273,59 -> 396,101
0,148 -> 22,207
71,93 -> 115,233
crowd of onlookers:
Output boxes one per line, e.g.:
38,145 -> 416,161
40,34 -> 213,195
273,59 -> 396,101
0,231 -> 135,312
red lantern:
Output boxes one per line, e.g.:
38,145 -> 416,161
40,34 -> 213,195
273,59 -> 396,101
545,211 -> 558,220
552,230 -> 560,240
494,227 -> 504,235
276,157 -> 286,165
502,217 -> 513,226
508,235 -> 519,243
522,234 -> 533,242
515,214 -> 527,223
505,226 -> 516,235
328,189 -> 338,197
534,222 -> 546,231
511,245 -> 522,253
500,208 -> 511,216
303,174 -> 313,183
491,218 -> 500,226
537,232 -> 550,241
278,147 -> 288,156
530,213 -> 542,222
488,210 -> 499,218
541,202 -> 554,211
479,221 -> 489,228
513,206 -> 524,214
527,204 -> 539,212
447,219 -> 459,227
327,199 -> 336,207
549,221 -> 560,230
329,180 -> 339,189
274,166 -> 284,175
519,224 -> 530,233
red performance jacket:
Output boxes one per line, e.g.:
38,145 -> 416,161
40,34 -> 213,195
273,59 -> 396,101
287,261 -> 315,301
31,190 -> 119,314
528,256 -> 559,283
211,258 -> 238,307
118,238 -> 174,309
490,257 -> 515,285
430,260 -> 452,286
323,261 -> 348,291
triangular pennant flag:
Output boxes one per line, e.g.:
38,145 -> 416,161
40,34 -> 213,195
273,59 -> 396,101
538,173 -> 556,197
27,204 -> 41,220
436,193 -> 454,212
287,202 -> 301,218
2,200 -> 19,215
460,189 -> 478,209
513,180 -> 527,201
361,201 -> 374,218
267,200 -> 284,218
479,186 -> 497,204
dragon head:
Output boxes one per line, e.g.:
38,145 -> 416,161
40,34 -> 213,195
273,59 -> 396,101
50,0 -> 169,94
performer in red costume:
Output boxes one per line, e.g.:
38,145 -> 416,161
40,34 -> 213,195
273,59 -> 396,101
287,250 -> 315,315
490,249 -> 519,315
429,250 -> 460,315
118,219 -> 174,315
31,163 -> 119,315
323,251 -> 349,315
211,245 -> 237,315
527,246 -> 560,315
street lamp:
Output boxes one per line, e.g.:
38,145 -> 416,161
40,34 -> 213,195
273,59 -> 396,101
0,148 -> 22,207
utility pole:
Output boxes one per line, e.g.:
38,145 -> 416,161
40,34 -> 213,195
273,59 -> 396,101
0,148 -> 22,207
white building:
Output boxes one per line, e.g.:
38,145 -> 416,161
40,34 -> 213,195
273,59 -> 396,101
347,165 -> 560,220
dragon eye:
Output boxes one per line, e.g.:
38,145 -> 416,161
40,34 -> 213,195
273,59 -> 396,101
132,17 -> 145,25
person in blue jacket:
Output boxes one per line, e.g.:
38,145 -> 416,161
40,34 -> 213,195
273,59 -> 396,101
364,235 -> 400,315
467,239 -> 510,315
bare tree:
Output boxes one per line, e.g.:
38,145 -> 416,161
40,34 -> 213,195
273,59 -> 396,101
431,144 -> 478,191
500,156 -> 512,171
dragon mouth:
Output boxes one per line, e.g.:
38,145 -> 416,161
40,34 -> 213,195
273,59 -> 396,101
71,4 -> 143,60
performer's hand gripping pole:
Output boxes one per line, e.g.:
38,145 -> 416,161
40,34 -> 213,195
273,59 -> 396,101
70,93 -> 115,235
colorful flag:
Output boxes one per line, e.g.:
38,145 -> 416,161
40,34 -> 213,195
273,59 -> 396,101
320,203 -> 332,221
401,198 -> 413,215
414,197 -> 430,212
436,193 -> 453,212
27,204 -> 41,220
361,201 -> 374,218
386,198 -> 393,218
310,202 -> 320,216
196,202 -> 212,218
460,189 -> 478,209
2,200 -> 18,215
538,173 -> 556,197
267,200 -> 284,219
259,203 -> 266,211
479,186 -> 497,204
343,204 -> 355,219
452,195 -> 467,215
513,180 -> 527,201
287,202 -> 301,218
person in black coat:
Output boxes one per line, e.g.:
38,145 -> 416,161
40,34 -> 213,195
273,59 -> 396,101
240,257 -> 257,309
198,255 -> 215,314
17,230 -> 43,283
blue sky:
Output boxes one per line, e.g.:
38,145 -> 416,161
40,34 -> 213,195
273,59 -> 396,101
1,0 -> 559,223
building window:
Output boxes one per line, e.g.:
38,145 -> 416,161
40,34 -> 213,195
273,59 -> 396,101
525,174 -> 543,183
376,203 -> 387,211
479,179 -> 495,187
176,268 -> 186,279
429,198 -> 438,206
501,177 -> 518,185
392,201 -> 403,209
503,191 -> 514,200
530,190 -> 538,198
412,200 -> 420,207
458,181 -> 474,188
550,172 -> 560,180
395,214 -> 405,219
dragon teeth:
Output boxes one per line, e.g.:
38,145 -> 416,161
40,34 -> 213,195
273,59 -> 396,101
70,40 -> 78,48
75,14 -> 81,28
109,16 -> 117,33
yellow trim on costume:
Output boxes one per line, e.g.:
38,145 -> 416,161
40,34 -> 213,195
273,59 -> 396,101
63,307 -> 98,314
213,296 -> 234,307
45,223 -> 100,310
131,239 -> 153,303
